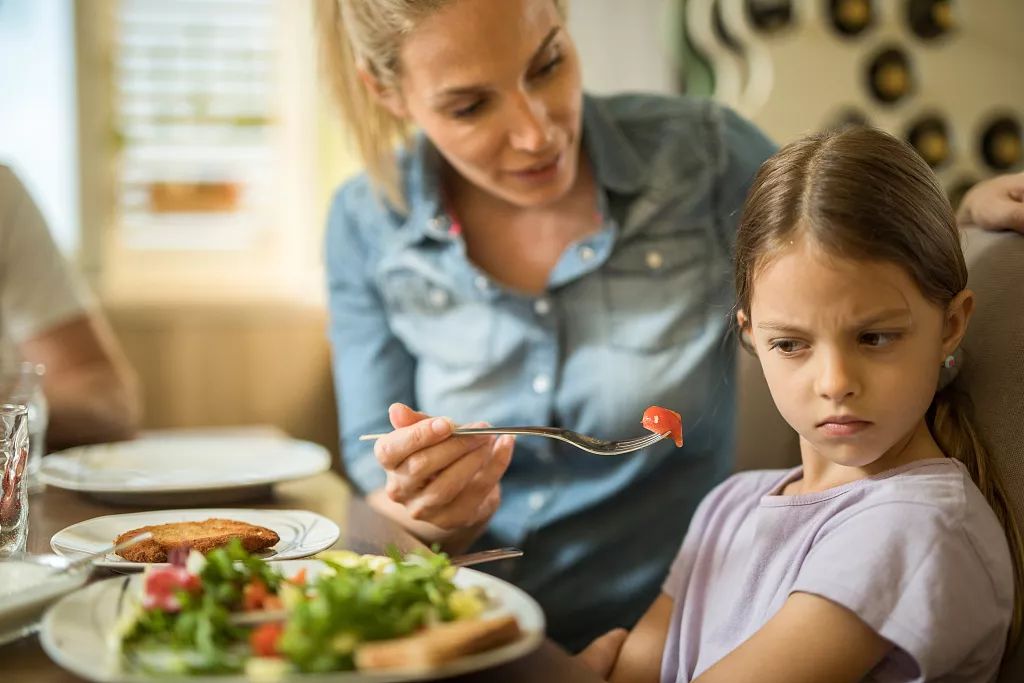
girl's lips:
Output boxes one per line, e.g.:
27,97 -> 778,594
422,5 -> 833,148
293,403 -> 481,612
818,420 -> 872,437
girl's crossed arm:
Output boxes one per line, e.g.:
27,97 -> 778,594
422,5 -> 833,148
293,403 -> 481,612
608,591 -> 890,683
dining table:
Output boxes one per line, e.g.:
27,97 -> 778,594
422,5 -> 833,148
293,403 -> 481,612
2,469 -> 605,683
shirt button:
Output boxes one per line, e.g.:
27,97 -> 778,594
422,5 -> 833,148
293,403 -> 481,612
428,288 -> 449,308
532,374 -> 551,394
645,250 -> 664,270
533,298 -> 551,316
528,492 -> 546,511
578,245 -> 596,262
474,275 -> 489,292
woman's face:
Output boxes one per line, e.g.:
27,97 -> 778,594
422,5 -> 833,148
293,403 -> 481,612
391,0 -> 584,208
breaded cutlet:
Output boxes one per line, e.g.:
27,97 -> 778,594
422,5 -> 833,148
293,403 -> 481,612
114,518 -> 280,563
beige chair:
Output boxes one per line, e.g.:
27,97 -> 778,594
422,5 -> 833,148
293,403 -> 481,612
733,228 -> 1024,679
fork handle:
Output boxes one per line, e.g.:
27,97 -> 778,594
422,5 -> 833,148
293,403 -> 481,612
358,427 -> 561,441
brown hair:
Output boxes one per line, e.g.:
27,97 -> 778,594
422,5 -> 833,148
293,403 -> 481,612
734,126 -> 1024,648
315,0 -> 570,212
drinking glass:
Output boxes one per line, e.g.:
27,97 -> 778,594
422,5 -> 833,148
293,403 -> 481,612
0,362 -> 47,485
0,404 -> 30,555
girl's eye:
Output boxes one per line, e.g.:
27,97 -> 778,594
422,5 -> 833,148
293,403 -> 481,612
451,99 -> 486,119
530,53 -> 563,80
768,339 -> 806,355
860,332 -> 901,347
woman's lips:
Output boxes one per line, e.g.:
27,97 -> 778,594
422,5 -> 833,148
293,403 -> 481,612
505,153 -> 563,183
817,417 -> 872,437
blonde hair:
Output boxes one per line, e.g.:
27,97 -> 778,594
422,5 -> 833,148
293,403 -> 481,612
735,126 -> 1024,650
315,0 -> 570,212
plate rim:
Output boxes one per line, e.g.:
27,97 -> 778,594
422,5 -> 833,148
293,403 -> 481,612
38,437 -> 331,494
49,508 -> 342,568
39,563 -> 546,683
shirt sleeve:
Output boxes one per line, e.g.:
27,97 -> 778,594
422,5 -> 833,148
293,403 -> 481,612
791,502 -> 1012,678
0,166 -> 90,343
711,107 -> 777,254
324,181 -> 416,494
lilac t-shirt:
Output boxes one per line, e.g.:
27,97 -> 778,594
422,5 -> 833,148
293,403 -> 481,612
661,458 -> 1013,682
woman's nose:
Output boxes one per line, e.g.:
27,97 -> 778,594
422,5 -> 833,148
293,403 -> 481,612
507,93 -> 554,152
814,350 -> 859,402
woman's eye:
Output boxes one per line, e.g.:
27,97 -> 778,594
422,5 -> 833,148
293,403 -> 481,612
860,332 -> 901,347
451,99 -> 485,118
530,54 -> 563,79
769,339 -> 805,355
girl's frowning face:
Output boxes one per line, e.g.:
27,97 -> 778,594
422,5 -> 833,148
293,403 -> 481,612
387,0 -> 583,208
744,237 -> 970,470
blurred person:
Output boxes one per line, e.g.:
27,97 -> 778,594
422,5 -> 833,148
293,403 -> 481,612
0,164 -> 140,450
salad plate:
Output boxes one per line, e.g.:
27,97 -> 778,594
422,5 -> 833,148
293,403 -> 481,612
39,435 -> 331,505
40,552 -> 545,682
50,509 -> 341,569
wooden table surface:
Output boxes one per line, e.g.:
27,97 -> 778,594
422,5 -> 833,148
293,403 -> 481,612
3,472 -> 603,683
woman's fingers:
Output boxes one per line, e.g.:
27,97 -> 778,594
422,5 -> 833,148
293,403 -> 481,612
413,435 -> 514,529
374,413 -> 453,470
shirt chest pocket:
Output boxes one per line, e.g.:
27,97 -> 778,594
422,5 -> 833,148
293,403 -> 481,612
378,269 -> 495,368
601,232 -> 712,352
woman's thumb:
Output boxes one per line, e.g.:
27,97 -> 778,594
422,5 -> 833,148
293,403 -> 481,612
575,627 -> 629,679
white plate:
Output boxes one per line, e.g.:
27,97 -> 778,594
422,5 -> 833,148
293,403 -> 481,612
0,554 -> 90,646
40,560 -> 546,683
50,509 -> 341,569
39,435 -> 331,505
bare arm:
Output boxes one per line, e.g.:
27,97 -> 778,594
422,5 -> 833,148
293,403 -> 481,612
21,312 -> 141,450
693,592 -> 890,683
608,593 -> 674,683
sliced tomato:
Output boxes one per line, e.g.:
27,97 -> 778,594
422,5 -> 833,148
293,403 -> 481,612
288,568 -> 307,586
243,578 -> 270,611
249,622 -> 285,658
142,566 -> 201,612
641,406 -> 683,447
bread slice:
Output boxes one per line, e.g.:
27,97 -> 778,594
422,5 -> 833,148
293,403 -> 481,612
355,615 -> 522,670
114,518 -> 280,562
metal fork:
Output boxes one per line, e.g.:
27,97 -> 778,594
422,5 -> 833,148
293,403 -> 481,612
358,427 -> 668,456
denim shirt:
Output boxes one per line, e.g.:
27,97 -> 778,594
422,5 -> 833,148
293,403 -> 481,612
325,93 -> 776,649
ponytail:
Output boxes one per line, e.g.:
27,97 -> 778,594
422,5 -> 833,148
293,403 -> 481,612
929,384 -> 1024,650
314,0 -> 411,212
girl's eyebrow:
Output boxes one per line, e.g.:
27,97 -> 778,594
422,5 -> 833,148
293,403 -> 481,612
757,308 -> 912,334
432,27 -> 562,100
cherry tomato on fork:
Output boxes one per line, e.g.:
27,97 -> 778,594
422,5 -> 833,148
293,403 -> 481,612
641,406 -> 684,447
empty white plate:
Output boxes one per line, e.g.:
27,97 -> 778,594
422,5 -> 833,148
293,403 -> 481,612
50,508 -> 341,569
39,435 -> 331,504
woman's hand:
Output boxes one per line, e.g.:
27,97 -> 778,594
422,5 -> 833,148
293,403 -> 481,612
957,171 -> 1024,233
374,403 -> 514,531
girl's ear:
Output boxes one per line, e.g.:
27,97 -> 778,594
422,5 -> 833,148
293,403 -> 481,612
942,289 -> 975,358
358,66 -> 409,119
736,309 -> 756,353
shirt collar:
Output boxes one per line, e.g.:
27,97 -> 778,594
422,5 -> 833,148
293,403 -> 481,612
581,93 -> 650,195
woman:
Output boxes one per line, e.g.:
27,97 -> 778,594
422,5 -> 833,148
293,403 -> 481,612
317,0 -> 1019,650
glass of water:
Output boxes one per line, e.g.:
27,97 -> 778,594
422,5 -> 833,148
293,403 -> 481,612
0,362 -> 47,485
0,404 -> 30,555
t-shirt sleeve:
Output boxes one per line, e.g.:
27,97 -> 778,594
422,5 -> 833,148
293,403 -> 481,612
791,502 -> 1012,678
0,167 -> 90,343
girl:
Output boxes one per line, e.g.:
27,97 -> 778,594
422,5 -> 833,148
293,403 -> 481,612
598,127 -> 1023,682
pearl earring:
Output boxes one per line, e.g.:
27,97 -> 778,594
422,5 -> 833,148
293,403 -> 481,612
942,354 -> 956,369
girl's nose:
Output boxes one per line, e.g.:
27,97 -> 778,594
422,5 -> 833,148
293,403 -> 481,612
508,92 -> 554,152
814,350 -> 859,402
